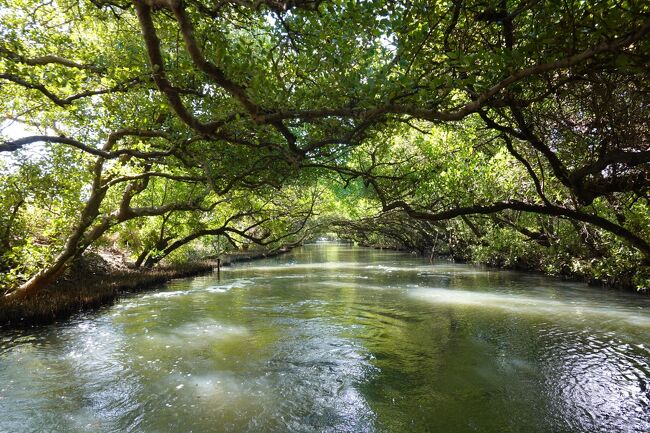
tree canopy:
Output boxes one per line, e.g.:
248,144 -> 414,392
1,0 -> 649,295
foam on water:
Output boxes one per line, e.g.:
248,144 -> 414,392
143,290 -> 188,299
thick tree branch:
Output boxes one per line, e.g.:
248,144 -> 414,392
1,129 -> 184,159
133,0 -> 230,136
167,0 -> 300,150
382,199 -> 650,260
0,45 -> 105,73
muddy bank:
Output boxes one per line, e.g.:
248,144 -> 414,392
0,247 -> 292,329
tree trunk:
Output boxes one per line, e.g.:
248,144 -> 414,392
134,247 -> 152,268
10,235 -> 83,299
7,184 -> 108,299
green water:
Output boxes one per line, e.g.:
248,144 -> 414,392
1,243 -> 649,432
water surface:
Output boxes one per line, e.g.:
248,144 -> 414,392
1,244 -> 649,432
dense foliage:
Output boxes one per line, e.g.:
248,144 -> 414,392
1,0 -> 649,296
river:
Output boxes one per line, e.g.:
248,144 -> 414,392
1,243 -> 648,432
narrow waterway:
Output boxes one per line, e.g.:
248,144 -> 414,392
1,243 -> 648,432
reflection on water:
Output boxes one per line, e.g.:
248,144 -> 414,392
1,243 -> 649,432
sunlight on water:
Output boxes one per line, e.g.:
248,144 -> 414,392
228,262 -> 494,275
409,287 -> 650,327
1,244 -> 648,433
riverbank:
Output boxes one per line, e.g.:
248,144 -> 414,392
356,242 -> 648,294
0,247 -> 292,328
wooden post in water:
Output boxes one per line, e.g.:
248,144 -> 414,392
217,258 -> 221,279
